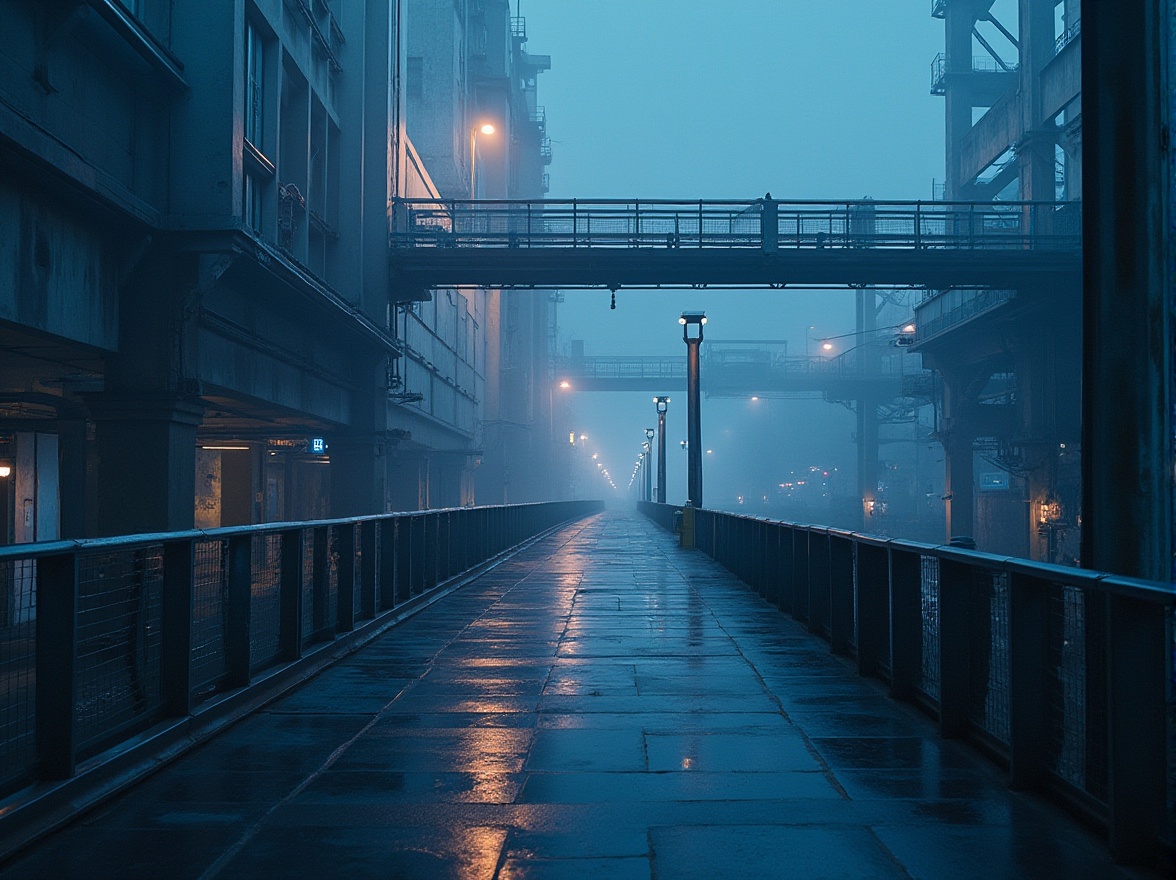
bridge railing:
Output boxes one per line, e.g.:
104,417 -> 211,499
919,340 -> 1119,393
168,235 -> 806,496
0,501 -> 601,811
637,501 -> 1174,866
392,199 -> 1081,252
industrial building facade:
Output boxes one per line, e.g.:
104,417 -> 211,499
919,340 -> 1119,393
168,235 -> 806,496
0,0 -> 563,543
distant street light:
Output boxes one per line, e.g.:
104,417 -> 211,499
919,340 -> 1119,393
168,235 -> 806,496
470,122 -> 497,197
654,396 -> 670,503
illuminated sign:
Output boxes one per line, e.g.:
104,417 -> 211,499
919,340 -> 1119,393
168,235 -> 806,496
310,438 -> 326,454
979,472 -> 1009,491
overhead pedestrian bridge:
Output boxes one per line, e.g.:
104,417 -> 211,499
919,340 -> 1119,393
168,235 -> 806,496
390,198 -> 1082,292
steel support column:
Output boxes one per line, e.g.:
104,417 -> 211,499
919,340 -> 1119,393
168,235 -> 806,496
1080,0 -> 1172,581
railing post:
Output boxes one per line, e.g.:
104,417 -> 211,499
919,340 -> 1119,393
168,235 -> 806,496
360,520 -> 377,619
336,523 -> 355,633
855,542 -> 889,677
225,534 -> 252,688
828,535 -> 855,654
938,557 -> 971,737
888,548 -> 923,701
279,529 -> 304,660
161,540 -> 194,716
1007,571 -> 1050,790
1105,590 -> 1168,864
36,552 -> 78,779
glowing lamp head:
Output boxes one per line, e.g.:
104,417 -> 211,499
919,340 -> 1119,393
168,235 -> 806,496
479,123 -> 496,135
821,340 -> 834,351
559,380 -> 571,390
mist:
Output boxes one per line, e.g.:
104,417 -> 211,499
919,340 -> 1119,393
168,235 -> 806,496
523,1 -> 944,528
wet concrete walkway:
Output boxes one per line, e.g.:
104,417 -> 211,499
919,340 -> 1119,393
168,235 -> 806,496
3,511 -> 1148,879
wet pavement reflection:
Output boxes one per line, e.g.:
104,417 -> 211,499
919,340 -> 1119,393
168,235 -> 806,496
3,510 -> 1155,879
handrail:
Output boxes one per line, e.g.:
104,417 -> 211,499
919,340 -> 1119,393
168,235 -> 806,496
637,501 -> 1174,867
0,500 -> 603,832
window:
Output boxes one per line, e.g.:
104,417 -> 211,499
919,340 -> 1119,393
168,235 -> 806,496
244,172 -> 263,231
246,21 -> 264,149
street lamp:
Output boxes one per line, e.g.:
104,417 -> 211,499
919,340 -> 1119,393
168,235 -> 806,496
653,397 -> 669,503
470,122 -> 496,198
679,311 -> 706,507
642,434 -> 653,501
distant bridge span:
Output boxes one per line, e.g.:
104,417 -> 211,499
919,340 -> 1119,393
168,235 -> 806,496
562,342 -> 933,403
390,198 -> 1082,291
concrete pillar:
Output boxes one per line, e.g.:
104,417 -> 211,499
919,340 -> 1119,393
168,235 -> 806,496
943,423 -> 976,542
57,419 -> 87,540
944,2 -> 984,196
86,393 -> 204,536
1080,0 -> 1172,580
330,434 -> 388,517
1017,0 -> 1060,203
938,367 -> 985,542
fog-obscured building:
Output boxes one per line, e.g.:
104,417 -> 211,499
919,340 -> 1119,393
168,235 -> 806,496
0,0 -> 563,545
914,0 -> 1082,562
404,0 -> 563,503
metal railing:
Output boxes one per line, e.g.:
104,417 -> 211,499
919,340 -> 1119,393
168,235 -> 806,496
638,501 -> 1175,866
930,53 -> 1019,94
0,501 -> 601,805
1056,18 -> 1081,55
392,199 -> 1081,253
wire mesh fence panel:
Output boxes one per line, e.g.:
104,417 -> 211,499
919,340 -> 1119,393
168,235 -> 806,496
919,555 -> 941,703
1083,586 -> 1108,802
327,526 -> 339,629
250,534 -> 282,673
0,558 -> 37,794
74,547 -> 164,757
353,526 -> 363,619
968,569 -> 1011,747
1045,583 -> 1107,803
850,549 -> 859,656
302,536 -> 315,645
190,540 -> 228,701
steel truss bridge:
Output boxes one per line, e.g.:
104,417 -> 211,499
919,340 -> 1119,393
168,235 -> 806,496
390,198 -> 1082,291
562,341 -> 934,404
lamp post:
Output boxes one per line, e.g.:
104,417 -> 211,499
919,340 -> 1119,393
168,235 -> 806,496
643,430 -> 654,501
653,397 -> 669,503
679,311 -> 706,507
470,122 -> 496,198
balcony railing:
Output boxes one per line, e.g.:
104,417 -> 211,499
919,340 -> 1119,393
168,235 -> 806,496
931,53 -> 1019,95
1056,18 -> 1081,55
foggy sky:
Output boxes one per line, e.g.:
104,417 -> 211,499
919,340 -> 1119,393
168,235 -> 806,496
520,1 -> 946,506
